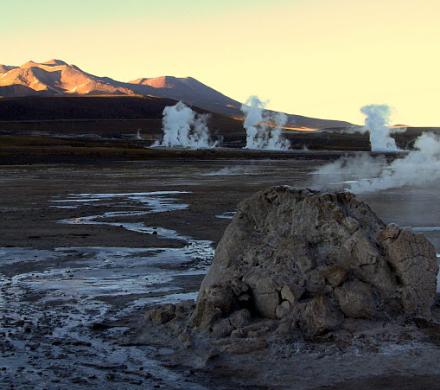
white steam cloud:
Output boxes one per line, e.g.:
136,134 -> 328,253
361,104 -> 401,152
153,101 -> 217,149
312,132 -> 440,194
241,96 -> 290,151
344,104 -> 406,152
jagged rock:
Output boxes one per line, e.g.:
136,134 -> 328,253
148,304 -> 176,324
192,186 -> 438,338
243,272 -> 280,318
334,280 -> 376,319
275,301 -> 291,319
323,266 -> 347,288
211,319 -> 234,338
229,309 -> 251,328
280,286 -> 296,304
300,296 -> 343,337
380,227 -> 438,318
191,284 -> 235,329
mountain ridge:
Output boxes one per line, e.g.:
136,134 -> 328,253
0,59 -> 352,129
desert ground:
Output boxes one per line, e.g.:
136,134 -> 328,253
1,158 -> 440,389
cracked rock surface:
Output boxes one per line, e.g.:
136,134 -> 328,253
192,186 -> 438,338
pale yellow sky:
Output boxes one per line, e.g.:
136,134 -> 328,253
3,0 -> 440,125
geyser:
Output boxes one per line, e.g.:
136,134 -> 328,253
153,101 -> 217,149
313,132 -> 440,194
361,104 -> 400,152
241,96 -> 290,151
344,104 -> 405,152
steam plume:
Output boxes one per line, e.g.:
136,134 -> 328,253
241,96 -> 290,151
154,101 -> 217,148
312,132 -> 440,194
361,104 -> 401,152
343,104 -> 405,152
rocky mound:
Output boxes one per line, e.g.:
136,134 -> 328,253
191,186 -> 438,338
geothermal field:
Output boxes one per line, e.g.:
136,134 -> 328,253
1,96 -> 440,389
4,0 -> 440,386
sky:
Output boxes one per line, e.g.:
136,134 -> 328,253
2,0 -> 440,125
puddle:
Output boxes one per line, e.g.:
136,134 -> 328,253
411,227 -> 440,233
0,191 -> 213,388
5,246 -> 207,307
52,191 -> 190,213
201,166 -> 259,176
0,247 -> 68,265
49,190 -> 214,306
216,211 -> 236,220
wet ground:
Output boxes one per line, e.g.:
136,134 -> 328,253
1,158 -> 440,389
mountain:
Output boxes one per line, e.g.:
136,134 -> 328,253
0,65 -> 16,74
0,59 -> 351,129
0,60 -> 135,96
129,76 -> 241,117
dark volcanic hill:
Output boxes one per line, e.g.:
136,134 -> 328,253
0,59 -> 351,129
129,76 -> 241,118
0,95 -> 176,121
0,95 -> 245,145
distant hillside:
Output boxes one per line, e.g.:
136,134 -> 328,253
0,59 -> 352,129
0,96 -> 244,145
0,95 -> 176,121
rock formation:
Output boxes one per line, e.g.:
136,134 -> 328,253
191,186 -> 438,338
